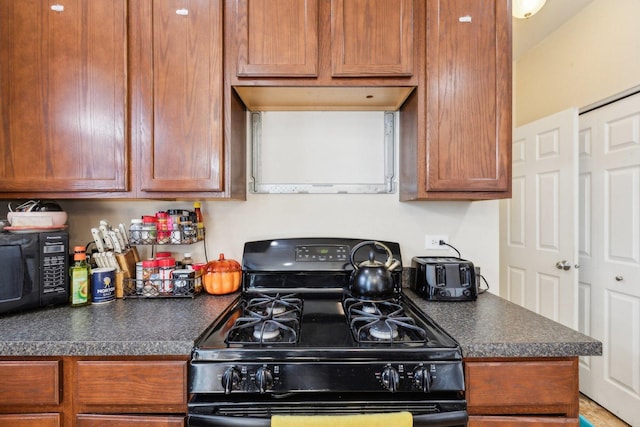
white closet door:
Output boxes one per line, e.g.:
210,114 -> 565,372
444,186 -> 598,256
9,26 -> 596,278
578,92 -> 640,426
500,108 -> 579,330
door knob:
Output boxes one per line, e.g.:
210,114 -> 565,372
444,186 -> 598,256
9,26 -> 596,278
555,260 -> 571,271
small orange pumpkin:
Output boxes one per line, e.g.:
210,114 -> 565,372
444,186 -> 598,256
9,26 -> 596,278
203,253 -> 242,295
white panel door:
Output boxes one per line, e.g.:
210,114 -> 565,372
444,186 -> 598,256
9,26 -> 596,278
578,92 -> 640,426
500,108 -> 579,329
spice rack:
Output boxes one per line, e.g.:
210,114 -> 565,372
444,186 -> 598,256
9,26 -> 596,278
125,207 -> 207,299
122,275 -> 202,299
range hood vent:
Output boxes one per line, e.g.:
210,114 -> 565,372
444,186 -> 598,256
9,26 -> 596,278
234,86 -> 415,111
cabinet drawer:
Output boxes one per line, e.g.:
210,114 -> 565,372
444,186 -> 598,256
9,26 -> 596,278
0,413 -> 60,427
74,360 -> 187,408
76,414 -> 184,426
465,359 -> 578,416
469,415 -> 579,426
0,361 -> 60,405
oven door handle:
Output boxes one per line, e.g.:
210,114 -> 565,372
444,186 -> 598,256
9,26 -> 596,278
413,410 -> 468,426
188,411 -> 468,427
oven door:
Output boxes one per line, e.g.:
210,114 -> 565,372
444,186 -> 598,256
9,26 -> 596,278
188,394 -> 468,427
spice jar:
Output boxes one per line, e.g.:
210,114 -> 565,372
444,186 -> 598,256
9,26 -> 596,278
141,259 -> 160,297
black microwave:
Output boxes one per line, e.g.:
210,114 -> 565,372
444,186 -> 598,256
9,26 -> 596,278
0,230 -> 69,315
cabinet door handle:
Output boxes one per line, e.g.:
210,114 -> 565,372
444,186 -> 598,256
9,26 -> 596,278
458,16 -> 472,23
51,4 -> 64,12
176,8 -> 189,16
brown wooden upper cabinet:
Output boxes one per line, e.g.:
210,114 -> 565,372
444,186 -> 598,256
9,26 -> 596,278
0,0 -> 127,194
235,0 -> 319,77
229,0 -> 416,81
130,0 -> 228,196
0,0 -> 245,200
331,0 -> 414,77
400,0 -> 512,200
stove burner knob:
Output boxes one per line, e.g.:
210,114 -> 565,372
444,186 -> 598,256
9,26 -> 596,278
413,366 -> 432,393
381,366 -> 400,393
255,367 -> 274,393
221,367 -> 241,394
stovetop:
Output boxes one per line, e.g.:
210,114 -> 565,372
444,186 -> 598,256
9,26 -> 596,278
192,292 -> 461,362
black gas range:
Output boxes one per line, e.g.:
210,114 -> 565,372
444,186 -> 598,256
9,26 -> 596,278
188,238 -> 467,427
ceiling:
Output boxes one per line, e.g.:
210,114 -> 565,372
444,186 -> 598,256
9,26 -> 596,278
513,0 -> 595,60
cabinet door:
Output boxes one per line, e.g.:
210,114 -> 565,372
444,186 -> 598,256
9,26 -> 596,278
468,416 -> 579,426
424,0 -> 511,193
131,0 -> 224,193
0,414 -> 60,427
234,0 -> 318,77
0,361 -> 60,406
76,414 -> 184,427
465,359 -> 579,417
0,0 -> 127,193
74,360 -> 187,413
331,0 -> 414,77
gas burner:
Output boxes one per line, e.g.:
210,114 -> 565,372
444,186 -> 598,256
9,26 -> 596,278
253,321 -> 283,341
368,321 -> 399,340
344,297 -> 428,344
245,293 -> 303,318
225,293 -> 303,345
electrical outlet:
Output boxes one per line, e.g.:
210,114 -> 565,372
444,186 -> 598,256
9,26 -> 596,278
424,234 -> 449,249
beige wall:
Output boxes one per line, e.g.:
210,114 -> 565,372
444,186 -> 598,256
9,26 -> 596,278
514,0 -> 640,126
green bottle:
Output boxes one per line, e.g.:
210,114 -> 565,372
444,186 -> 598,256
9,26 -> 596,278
70,246 -> 91,307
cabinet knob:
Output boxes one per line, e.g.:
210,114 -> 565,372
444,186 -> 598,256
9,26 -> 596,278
615,276 -> 624,282
458,16 -> 472,23
50,4 -> 64,12
176,8 -> 189,16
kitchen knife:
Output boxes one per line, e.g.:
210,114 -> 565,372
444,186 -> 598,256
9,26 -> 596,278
118,223 -> 130,249
91,228 -> 105,253
106,251 -> 119,270
113,228 -> 126,251
93,252 -> 106,268
109,230 -> 123,253
99,224 -> 114,250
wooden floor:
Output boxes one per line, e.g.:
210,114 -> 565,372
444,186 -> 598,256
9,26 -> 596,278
579,394 -> 630,426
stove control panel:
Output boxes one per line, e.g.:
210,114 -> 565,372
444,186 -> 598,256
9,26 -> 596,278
190,361 -> 464,394
295,245 -> 349,262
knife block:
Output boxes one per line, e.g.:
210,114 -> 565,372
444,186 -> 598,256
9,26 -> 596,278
115,247 -> 140,280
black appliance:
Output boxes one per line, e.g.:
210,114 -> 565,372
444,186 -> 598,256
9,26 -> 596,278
188,238 -> 467,427
0,230 -> 69,315
410,257 -> 478,302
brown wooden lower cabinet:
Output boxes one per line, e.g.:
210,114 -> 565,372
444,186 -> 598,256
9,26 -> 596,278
76,414 -> 184,427
0,413 -> 61,427
0,356 -> 187,427
469,415 -> 579,426
465,357 -> 580,426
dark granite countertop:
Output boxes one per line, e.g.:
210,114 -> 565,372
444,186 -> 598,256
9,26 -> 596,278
0,290 -> 601,358
405,289 -> 602,358
0,293 -> 239,356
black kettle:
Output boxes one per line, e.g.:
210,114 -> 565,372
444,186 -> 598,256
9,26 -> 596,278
349,241 -> 401,299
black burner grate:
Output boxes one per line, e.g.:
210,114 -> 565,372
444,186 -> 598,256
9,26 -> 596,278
225,293 -> 303,345
343,297 -> 427,344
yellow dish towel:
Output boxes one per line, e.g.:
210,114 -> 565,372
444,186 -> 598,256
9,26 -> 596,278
271,411 -> 413,427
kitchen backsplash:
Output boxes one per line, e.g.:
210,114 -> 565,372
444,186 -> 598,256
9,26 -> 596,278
55,196 -> 500,294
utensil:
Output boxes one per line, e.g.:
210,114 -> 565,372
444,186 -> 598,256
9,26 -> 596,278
91,228 -> 105,253
109,230 -> 123,253
118,223 -> 130,248
99,224 -> 113,250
